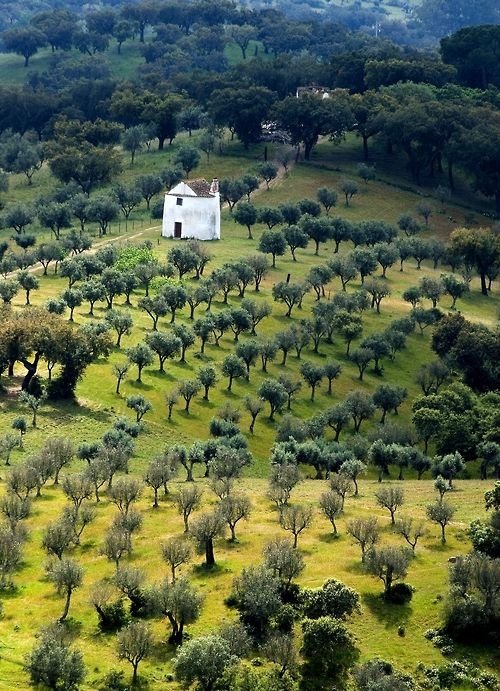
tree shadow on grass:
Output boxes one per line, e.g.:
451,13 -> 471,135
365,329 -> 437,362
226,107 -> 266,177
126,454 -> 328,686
362,591 -> 412,628
51,401 -> 112,426
165,417 -> 180,428
149,638 -> 176,665
193,352 -> 214,362
198,400 -> 216,413
147,369 -> 169,381
259,416 -> 277,430
346,559 -> 366,575
317,531 -> 341,544
0,583 -> 21,600
128,380 -> 154,391
79,540 -> 97,554
224,536 -> 248,550
426,540 -> 451,553
60,618 -> 83,641
31,491 -> 58,504
192,562 -> 230,578
177,409 -> 199,421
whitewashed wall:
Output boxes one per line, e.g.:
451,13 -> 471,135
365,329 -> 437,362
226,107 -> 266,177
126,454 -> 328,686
162,186 -> 220,240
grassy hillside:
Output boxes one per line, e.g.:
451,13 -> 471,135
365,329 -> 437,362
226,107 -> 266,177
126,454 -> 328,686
0,35 -> 264,87
0,477 -> 491,689
0,135 -> 498,689
0,39 -> 145,86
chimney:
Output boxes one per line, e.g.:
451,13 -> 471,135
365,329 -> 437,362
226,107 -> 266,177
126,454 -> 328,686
210,178 -> 219,194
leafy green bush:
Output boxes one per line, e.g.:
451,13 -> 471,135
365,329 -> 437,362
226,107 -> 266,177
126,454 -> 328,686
271,603 -> 296,633
387,582 -> 414,604
96,599 -> 129,633
444,599 -> 498,644
99,669 -> 128,691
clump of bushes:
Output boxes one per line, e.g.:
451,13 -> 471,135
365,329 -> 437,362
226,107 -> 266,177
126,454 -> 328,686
417,660 -> 499,691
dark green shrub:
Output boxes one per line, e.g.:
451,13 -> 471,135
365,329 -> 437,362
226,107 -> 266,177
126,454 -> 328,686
301,579 -> 360,619
96,599 -> 129,633
27,375 -> 44,399
150,200 -> 164,220
99,669 -> 128,691
113,418 -> 140,438
209,417 -> 240,438
271,604 -> 296,633
387,583 -> 413,604
279,582 -> 302,606
224,593 -> 238,609
445,599 -> 499,644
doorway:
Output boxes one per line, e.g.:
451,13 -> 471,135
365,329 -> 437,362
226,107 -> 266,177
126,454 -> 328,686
174,222 -> 182,238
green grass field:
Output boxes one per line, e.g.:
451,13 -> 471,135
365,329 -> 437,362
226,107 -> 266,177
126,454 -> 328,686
0,133 -> 498,688
0,39 -> 144,86
0,477 -> 491,689
0,34 -> 264,87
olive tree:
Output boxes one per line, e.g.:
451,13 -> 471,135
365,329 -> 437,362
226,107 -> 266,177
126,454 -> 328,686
117,621 -> 152,685
19,391 -> 46,429
40,437 -> 74,484
279,504 -> 313,548
26,626 -> 85,691
46,558 -> 83,622
198,365 -> 217,401
102,527 -> 129,570
161,537 -> 193,583
190,510 -> 226,568
218,494 -> 252,542
339,459 -> 366,497
301,617 -> 358,688
42,519 -> 74,560
300,361 -> 324,402
319,491 -> 343,535
221,354 -> 246,392
262,538 -> 304,591
268,462 -> 301,510
301,578 -> 360,620
175,634 -> 235,691
231,565 -> 281,638
330,473 -> 353,511
374,486 -> 405,525
365,546 -> 413,597
153,577 -> 203,644
0,525 -> 23,587
347,517 -> 379,563
126,394 -> 152,423
244,396 -> 264,434
176,485 -> 203,533
127,343 -> 154,382
109,477 -> 142,516
258,379 -> 287,421
395,516 -> 426,551
426,500 -> 455,543
106,310 -> 133,347
144,456 -> 173,508
113,362 -> 129,394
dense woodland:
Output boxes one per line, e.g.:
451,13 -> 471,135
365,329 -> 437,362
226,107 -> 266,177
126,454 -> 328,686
0,1 -> 498,689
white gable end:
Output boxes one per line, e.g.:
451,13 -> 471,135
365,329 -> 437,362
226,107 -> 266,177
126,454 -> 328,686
162,178 -> 220,241
168,182 -> 198,197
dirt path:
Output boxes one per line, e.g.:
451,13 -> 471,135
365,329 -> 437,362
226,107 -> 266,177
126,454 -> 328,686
4,225 -> 160,279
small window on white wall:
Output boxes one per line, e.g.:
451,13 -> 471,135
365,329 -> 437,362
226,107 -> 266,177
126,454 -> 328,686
176,198 -> 183,206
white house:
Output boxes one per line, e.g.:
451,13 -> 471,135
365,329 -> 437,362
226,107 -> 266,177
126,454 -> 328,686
296,86 -> 331,99
161,178 -> 220,241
